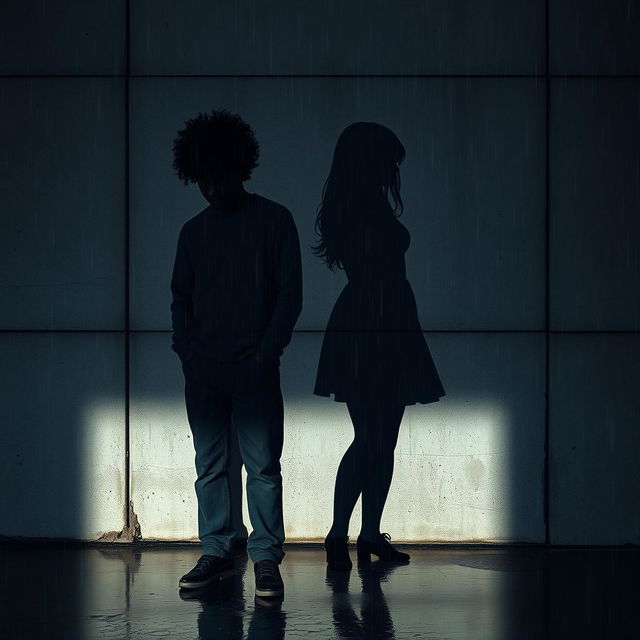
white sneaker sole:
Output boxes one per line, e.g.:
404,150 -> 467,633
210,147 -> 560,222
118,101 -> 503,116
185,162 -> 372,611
255,585 -> 284,598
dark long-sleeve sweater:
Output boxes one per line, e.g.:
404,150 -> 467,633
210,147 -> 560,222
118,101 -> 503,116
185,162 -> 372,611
170,192 -> 303,363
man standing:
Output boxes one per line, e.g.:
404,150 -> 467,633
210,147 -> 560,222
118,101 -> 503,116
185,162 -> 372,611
170,110 -> 302,598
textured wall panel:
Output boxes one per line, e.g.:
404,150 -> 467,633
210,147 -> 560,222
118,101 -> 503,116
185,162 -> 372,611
131,77 -> 545,333
0,333 -> 125,539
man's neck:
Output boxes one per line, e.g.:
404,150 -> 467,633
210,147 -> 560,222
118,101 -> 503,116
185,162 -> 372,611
209,187 -> 249,212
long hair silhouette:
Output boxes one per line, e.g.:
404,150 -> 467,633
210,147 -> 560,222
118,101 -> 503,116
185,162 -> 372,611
313,122 -> 405,271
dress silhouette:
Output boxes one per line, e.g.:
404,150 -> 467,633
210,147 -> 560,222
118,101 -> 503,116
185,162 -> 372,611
313,190 -> 445,406
313,121 -> 445,561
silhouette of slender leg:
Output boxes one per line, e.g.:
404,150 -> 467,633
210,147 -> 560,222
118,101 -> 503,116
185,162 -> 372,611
346,397 -> 404,542
327,438 -> 365,537
327,396 -> 404,540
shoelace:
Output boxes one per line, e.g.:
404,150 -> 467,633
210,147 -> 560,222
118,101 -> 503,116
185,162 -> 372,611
257,560 -> 278,578
195,555 -> 219,574
381,532 -> 392,543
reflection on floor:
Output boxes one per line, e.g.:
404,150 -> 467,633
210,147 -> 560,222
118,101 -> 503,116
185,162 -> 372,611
0,542 -> 637,639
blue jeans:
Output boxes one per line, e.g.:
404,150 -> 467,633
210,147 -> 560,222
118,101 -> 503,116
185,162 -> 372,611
182,352 -> 285,563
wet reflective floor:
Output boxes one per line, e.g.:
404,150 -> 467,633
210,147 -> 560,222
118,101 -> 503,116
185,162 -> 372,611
0,542 -> 638,639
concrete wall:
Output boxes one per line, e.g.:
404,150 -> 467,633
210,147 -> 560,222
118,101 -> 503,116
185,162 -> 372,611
1,1 -> 638,544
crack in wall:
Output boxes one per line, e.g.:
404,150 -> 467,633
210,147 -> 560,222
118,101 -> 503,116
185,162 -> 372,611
96,500 -> 142,543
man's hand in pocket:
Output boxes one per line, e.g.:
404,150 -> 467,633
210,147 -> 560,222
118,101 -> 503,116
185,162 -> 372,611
182,350 -> 196,363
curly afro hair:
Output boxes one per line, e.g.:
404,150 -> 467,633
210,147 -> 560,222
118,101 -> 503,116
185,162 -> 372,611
172,109 -> 260,185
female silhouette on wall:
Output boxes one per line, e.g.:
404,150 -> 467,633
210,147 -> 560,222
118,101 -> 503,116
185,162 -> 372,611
313,122 -> 446,570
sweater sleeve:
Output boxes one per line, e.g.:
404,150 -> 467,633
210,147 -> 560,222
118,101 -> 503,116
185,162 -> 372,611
170,226 -> 195,361
255,208 -> 303,361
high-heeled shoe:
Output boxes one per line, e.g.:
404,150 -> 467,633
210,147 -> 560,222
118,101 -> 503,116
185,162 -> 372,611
356,532 -> 410,564
324,534 -> 353,571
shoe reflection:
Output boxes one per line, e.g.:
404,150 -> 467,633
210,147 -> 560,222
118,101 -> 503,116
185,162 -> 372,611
325,561 -> 398,639
179,557 -> 286,640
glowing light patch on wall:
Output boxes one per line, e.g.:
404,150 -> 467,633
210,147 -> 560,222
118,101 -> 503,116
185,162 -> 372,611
82,399 -> 126,539
128,393 -> 521,543
238,398 -> 510,542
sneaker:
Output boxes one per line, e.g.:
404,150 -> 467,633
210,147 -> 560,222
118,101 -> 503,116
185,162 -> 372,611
254,559 -> 284,598
178,554 -> 235,589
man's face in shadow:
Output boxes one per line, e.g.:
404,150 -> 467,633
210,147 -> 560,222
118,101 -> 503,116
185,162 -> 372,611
197,171 -> 246,210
